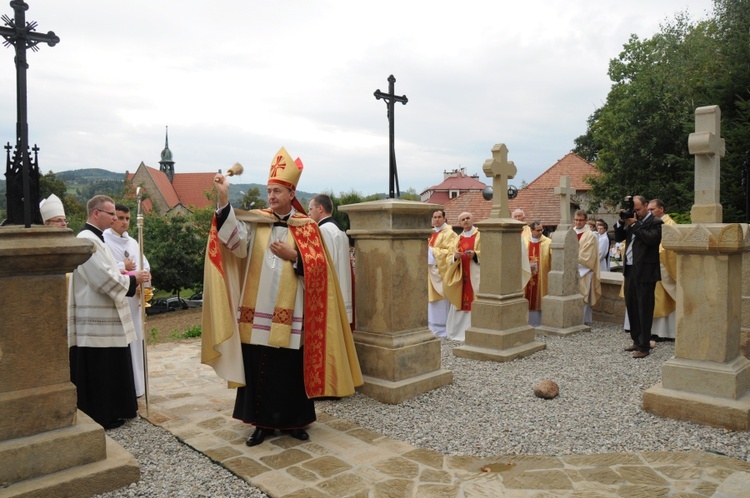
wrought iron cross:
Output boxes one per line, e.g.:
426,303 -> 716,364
374,75 -> 408,199
0,1 -> 59,227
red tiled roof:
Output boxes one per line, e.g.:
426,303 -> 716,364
425,192 -> 451,206
145,166 -> 181,208
527,153 -> 597,190
172,172 -> 216,209
444,191 -> 491,225
425,171 -> 486,192
508,189 -> 561,226
439,153 -> 598,227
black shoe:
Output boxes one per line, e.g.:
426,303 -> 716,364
289,429 -> 309,441
246,427 -> 272,447
103,419 -> 126,430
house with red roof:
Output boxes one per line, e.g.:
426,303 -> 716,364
126,130 -> 216,215
438,153 -> 607,230
420,168 -> 487,205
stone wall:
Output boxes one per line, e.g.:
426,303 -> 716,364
592,271 -> 626,324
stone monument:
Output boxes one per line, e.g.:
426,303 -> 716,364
453,144 -> 545,361
0,227 -> 140,495
339,200 -> 452,404
743,248 -> 750,360
643,105 -> 750,430
536,176 -> 588,336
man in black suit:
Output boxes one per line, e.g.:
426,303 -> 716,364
614,195 -> 663,358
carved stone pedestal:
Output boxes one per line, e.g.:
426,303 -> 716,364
340,200 -> 452,404
536,227 -> 589,336
0,227 -> 139,496
453,218 -> 545,362
643,223 -> 750,430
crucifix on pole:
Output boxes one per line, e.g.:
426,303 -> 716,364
374,74 -> 408,199
0,0 -> 59,227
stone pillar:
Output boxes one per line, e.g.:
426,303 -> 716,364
741,244 -> 750,360
340,200 -> 452,404
0,227 -> 140,495
535,227 -> 589,336
453,219 -> 546,361
643,223 -> 750,430
453,143 -> 545,361
689,105 -> 725,223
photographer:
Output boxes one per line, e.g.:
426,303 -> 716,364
614,195 -> 663,358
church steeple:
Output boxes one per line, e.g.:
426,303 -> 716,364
159,126 -> 175,182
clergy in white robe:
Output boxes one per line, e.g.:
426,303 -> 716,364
427,210 -> 459,338
308,194 -> 353,325
574,211 -> 601,325
104,203 -> 151,398
202,147 -> 362,447
444,212 -> 480,342
68,195 -> 151,429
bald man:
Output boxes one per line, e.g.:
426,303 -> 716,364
445,212 -> 480,341
513,208 -> 532,241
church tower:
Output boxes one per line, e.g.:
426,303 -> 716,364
159,126 -> 175,182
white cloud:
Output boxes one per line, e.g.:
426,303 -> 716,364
0,0 -> 714,196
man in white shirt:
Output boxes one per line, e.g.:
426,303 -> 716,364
595,219 -> 610,272
308,194 -> 353,325
103,204 -> 151,398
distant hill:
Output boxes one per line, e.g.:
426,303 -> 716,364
56,168 -> 124,182
0,170 -> 321,212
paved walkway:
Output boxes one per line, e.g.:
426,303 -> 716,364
140,340 -> 750,497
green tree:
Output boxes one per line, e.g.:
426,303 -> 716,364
144,210 -> 210,296
400,187 -> 420,201
238,187 -> 267,210
574,3 -> 750,220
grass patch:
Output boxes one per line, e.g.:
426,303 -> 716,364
169,324 -> 202,340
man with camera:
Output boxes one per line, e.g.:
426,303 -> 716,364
614,195 -> 663,358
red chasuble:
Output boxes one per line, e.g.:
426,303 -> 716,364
525,240 -> 542,310
458,233 -> 478,311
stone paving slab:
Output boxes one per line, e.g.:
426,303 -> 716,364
139,340 -> 750,497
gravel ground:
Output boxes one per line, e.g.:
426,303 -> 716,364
97,322 -> 750,496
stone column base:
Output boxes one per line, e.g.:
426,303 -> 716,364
644,384 -> 750,431
454,324 -> 546,362
353,329 -> 453,404
357,370 -> 454,405
535,324 -> 591,337
660,356 -> 750,399
537,294 -> 587,336
0,411 -> 140,496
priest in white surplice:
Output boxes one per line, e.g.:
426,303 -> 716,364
308,193 -> 353,326
573,210 -> 601,325
444,212 -> 480,341
427,210 -> 459,338
104,203 -> 151,398
69,195 -> 151,429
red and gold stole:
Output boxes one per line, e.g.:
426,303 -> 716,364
525,240 -> 541,310
458,233 -> 478,310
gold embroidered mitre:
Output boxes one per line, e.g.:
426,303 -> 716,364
268,146 -> 303,192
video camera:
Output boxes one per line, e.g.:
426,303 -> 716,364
619,195 -> 635,220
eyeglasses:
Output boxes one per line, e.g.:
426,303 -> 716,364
96,209 -> 116,217
48,218 -> 67,225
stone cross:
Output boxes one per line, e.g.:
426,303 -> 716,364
688,105 -> 725,223
374,75 -> 408,199
0,1 -> 59,227
482,143 -> 516,219
554,175 -> 575,228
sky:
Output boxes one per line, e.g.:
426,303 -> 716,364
0,0 -> 715,196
